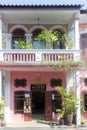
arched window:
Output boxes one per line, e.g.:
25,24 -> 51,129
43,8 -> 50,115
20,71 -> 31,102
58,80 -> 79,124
32,28 -> 45,49
12,29 -> 25,49
53,29 -> 65,49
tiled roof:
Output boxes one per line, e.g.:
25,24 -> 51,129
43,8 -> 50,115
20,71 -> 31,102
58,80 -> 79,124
0,0 -> 84,8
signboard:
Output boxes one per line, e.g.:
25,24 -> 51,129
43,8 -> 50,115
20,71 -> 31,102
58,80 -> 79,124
31,84 -> 46,91
35,53 -> 41,62
24,94 -> 30,98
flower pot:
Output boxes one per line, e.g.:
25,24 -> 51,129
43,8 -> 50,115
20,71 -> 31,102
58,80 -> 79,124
59,118 -> 64,125
64,114 -> 73,126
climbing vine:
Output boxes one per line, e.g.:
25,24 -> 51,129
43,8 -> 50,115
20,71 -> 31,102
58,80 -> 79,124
54,60 -> 83,72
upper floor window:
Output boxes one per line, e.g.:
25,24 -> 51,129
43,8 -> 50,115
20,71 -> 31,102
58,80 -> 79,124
12,29 -> 25,49
32,28 -> 44,49
53,29 -> 65,49
80,33 -> 87,54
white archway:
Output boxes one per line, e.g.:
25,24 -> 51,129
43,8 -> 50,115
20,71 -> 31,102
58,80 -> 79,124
29,25 -> 47,33
50,25 -> 67,33
9,25 -> 28,33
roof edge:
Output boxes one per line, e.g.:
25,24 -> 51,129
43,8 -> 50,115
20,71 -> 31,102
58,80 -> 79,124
0,4 -> 82,10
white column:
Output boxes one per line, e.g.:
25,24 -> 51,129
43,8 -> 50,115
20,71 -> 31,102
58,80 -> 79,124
66,72 -> 74,92
75,70 -> 81,126
5,71 -> 11,122
0,15 -> 3,49
3,33 -> 12,49
74,13 -> 80,50
25,34 -> 32,43
0,70 -> 2,101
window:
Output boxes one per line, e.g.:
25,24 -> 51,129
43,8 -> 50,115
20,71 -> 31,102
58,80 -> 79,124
84,94 -> 87,110
32,29 -> 45,49
84,78 -> 87,86
53,29 -> 64,49
14,91 -> 25,113
52,91 -> 62,113
12,29 -> 25,49
80,33 -> 87,54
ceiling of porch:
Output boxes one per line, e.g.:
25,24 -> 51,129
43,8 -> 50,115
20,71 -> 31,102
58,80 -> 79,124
1,10 -> 79,24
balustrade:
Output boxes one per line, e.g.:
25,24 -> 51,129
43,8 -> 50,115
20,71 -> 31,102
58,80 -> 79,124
0,49 -> 80,64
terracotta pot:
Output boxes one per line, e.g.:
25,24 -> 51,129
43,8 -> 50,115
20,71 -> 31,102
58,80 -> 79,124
64,114 -> 73,126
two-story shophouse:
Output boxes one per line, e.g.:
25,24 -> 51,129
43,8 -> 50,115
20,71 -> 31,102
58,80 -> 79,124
0,0 -> 87,126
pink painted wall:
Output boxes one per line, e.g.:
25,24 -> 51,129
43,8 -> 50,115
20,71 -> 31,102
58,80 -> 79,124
10,71 -> 65,121
80,70 -> 87,120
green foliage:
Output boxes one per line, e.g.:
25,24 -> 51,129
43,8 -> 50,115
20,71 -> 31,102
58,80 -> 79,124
0,97 -> 5,120
56,87 -> 77,116
60,34 -> 74,49
14,41 -> 34,49
35,30 -> 74,49
35,30 -> 58,44
54,60 -> 82,72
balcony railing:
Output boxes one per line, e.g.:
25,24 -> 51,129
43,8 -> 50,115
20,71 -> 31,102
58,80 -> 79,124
0,49 -> 80,65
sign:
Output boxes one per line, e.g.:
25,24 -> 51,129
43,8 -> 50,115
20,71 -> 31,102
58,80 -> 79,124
31,84 -> 46,91
35,53 -> 41,62
24,94 -> 30,98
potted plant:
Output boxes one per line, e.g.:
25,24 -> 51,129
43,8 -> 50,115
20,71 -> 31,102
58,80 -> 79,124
14,41 -> 34,49
35,30 -> 58,49
56,108 -> 64,125
56,86 -> 77,125
60,34 -> 74,49
35,30 -> 74,49
0,97 -> 6,126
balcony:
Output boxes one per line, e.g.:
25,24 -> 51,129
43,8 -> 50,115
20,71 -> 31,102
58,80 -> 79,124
0,49 -> 80,65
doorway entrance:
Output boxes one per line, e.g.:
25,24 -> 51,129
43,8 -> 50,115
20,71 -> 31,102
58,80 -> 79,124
31,84 -> 46,120
32,91 -> 45,120
32,91 -> 45,114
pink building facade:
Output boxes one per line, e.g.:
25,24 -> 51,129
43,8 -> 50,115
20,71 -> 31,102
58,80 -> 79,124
0,1 -> 87,125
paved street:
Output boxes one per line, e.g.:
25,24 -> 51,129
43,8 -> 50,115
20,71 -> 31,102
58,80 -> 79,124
0,125 -> 87,130
0,121 -> 87,130
0,126 -> 87,130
